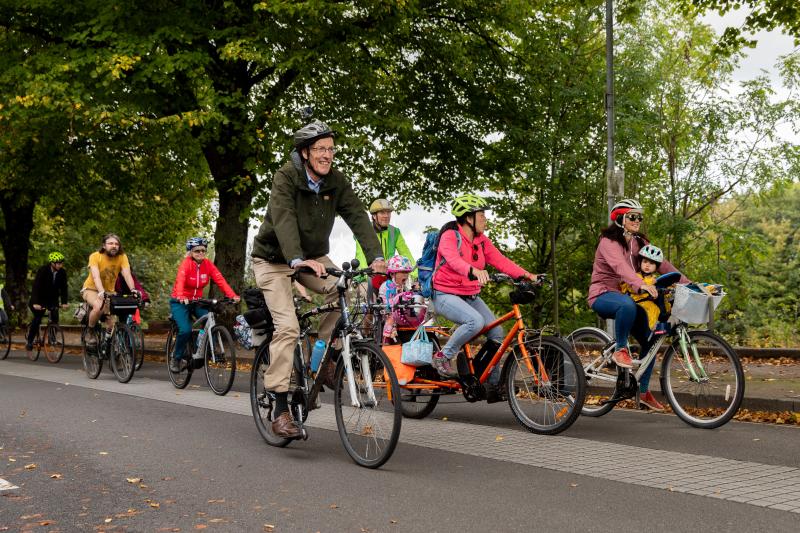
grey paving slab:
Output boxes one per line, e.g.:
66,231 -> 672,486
2,360 -> 800,515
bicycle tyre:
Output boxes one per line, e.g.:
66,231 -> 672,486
82,326 -> 102,379
660,330 -> 744,429
110,324 -> 136,383
334,341 -> 402,468
130,323 -> 145,371
29,325 -> 40,361
43,323 -> 65,364
399,334 -> 441,419
0,325 -> 10,360
565,327 -> 617,417
250,342 -> 292,448
505,335 -> 586,435
166,323 -> 192,389
205,325 -> 237,396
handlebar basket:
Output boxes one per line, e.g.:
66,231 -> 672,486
670,284 -> 725,325
510,285 -> 535,305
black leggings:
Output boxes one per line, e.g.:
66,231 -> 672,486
27,305 -> 59,344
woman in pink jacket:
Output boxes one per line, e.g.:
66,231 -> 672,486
430,195 -> 540,389
588,199 -> 688,411
169,236 -> 240,372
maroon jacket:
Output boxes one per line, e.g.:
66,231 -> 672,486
588,236 -> 688,307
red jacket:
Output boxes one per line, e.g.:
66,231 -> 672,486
432,226 -> 528,296
171,257 -> 237,300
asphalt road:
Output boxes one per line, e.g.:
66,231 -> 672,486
1,350 -> 799,532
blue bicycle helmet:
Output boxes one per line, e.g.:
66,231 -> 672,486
185,236 -> 209,251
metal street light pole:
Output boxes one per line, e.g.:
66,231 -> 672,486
605,0 -> 624,217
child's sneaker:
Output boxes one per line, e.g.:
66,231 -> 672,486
654,322 -> 669,335
431,351 -> 458,378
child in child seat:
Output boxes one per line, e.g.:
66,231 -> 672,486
379,255 -> 427,344
621,244 -> 670,336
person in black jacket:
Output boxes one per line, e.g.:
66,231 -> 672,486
26,251 -> 69,353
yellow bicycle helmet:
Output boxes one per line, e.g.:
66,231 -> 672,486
451,194 -> 488,217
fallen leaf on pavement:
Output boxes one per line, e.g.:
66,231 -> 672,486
104,518 -> 113,523
150,502 -> 161,509
329,504 -> 338,509
570,483 -> 578,487
194,525 -> 207,530
99,452 -> 109,455
126,477 -> 142,484
50,473 -> 63,479
263,525 -> 275,532
207,499 -> 225,504
24,463 -> 37,470
495,435 -> 504,442
20,514 -> 42,520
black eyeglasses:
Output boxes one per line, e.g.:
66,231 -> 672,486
625,214 -> 644,222
472,244 -> 480,261
192,248 -> 207,253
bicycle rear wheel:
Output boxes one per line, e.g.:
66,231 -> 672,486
0,325 -> 10,360
130,323 -> 145,371
566,327 -> 618,417
205,326 -> 237,395
110,325 -> 136,383
250,343 -> 292,448
166,324 -> 192,389
43,324 -> 65,364
506,335 -> 585,435
661,330 -> 744,429
334,341 -> 401,468
82,327 -> 102,379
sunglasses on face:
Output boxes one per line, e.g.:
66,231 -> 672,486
625,214 -> 644,222
192,248 -> 207,253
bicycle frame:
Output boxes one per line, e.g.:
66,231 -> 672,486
585,323 -> 712,387
191,311 -> 217,362
406,302 -> 551,390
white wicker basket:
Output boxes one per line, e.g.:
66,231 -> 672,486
670,284 -> 725,325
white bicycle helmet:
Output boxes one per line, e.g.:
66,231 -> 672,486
639,244 -> 664,264
610,198 -> 643,226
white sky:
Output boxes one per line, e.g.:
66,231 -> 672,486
250,9 -> 799,267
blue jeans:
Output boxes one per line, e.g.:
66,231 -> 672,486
590,291 -> 656,392
433,291 -> 504,385
170,299 -> 209,361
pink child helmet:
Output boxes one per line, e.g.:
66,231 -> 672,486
387,255 -> 414,274
391,291 -> 427,327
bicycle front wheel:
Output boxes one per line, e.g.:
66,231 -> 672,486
29,325 -> 40,361
506,335 -> 586,435
334,341 -> 401,468
110,325 -> 136,383
82,327 -> 102,379
205,326 -> 236,395
566,327 -> 617,417
130,323 -> 145,371
166,324 -> 192,389
43,324 -> 65,364
0,325 -> 10,360
250,343 -> 292,448
661,330 -> 744,429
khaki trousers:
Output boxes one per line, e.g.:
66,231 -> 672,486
252,256 -> 341,392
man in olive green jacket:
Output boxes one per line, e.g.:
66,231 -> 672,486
251,119 -> 385,439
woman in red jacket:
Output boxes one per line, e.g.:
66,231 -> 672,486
169,237 -> 240,372
430,195 -> 540,397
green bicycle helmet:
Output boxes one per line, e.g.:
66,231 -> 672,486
451,194 -> 489,217
48,251 -> 65,263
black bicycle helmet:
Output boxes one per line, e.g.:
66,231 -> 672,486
293,119 -> 335,149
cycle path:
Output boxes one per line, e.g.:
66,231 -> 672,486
1,358 -> 799,516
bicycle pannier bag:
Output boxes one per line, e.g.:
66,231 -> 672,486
382,344 -> 416,385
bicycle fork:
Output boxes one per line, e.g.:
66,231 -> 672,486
340,336 -> 377,408
676,326 -> 709,383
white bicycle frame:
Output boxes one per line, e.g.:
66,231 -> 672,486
191,311 -> 218,363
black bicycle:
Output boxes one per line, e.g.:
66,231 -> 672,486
250,260 -> 402,469
81,294 -> 139,383
26,307 -> 65,363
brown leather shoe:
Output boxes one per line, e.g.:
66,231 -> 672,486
271,412 -> 303,439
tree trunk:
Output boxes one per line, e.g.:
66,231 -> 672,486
202,144 -> 255,298
0,195 -> 36,326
